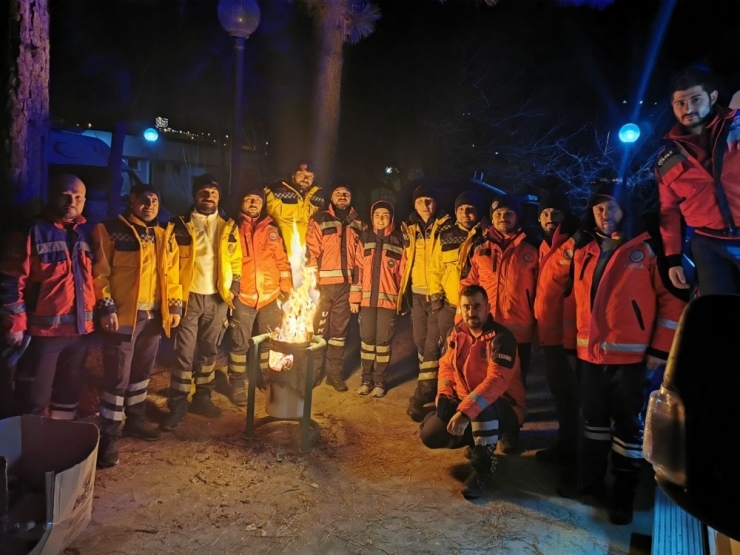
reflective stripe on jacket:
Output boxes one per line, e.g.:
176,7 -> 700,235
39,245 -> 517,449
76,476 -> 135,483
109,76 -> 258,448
460,228 -> 539,343
428,221 -> 483,308
171,213 -> 241,309
570,232 -> 686,364
437,317 -> 525,424
0,214 -> 95,336
305,205 -> 364,285
656,107 -> 740,258
350,229 -> 406,312
92,215 -> 182,338
535,227 -> 576,346
237,214 -> 292,310
264,181 -> 324,258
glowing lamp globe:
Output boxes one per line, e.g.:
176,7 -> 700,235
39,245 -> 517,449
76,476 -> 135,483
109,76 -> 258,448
619,123 -> 640,144
144,128 -> 159,142
218,0 -> 261,39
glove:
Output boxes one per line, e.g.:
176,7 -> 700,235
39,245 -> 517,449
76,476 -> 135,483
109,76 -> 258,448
430,298 -> 444,314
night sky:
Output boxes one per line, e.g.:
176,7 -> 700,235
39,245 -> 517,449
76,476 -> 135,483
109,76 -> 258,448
48,0 -> 740,183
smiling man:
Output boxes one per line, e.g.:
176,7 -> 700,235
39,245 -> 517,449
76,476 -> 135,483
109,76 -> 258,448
656,65 -> 740,295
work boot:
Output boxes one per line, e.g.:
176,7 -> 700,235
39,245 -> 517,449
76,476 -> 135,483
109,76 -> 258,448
123,419 -> 161,441
461,445 -> 498,500
190,396 -> 223,418
608,475 -> 638,525
230,379 -> 248,406
406,399 -> 434,423
97,436 -> 120,468
499,427 -> 522,455
160,403 -> 187,432
325,375 -> 349,392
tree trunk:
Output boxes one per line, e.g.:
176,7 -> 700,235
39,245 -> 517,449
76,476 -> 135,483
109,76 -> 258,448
310,0 -> 345,187
1,0 -> 50,221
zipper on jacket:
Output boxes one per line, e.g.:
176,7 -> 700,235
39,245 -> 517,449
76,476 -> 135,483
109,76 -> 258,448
369,237 -> 383,307
525,288 -> 533,310
631,300 -> 645,331
492,251 -> 498,273
579,253 -> 593,281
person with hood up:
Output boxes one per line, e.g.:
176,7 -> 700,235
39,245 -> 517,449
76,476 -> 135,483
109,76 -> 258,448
91,184 -> 182,467
460,194 -> 538,453
306,183 -> 364,392
400,184 -> 453,421
349,200 -> 406,398
226,188 -> 292,406
533,188 -> 581,468
161,174 -> 241,431
264,162 -> 325,258
558,183 -> 686,526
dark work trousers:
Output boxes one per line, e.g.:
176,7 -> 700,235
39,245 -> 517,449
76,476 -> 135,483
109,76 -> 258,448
170,293 -> 228,407
358,307 -> 397,385
542,345 -> 579,453
409,293 -> 441,407
100,311 -> 162,437
577,360 -> 646,487
313,283 -> 352,380
691,233 -> 740,295
14,334 -> 90,419
227,299 -> 281,384
437,302 -> 457,343
517,343 -> 532,386
420,397 -> 519,450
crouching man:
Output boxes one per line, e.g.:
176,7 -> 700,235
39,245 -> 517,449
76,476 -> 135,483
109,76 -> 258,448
420,285 -> 525,500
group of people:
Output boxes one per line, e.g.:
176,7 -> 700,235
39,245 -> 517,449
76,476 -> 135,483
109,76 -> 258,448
1,64 -> 737,527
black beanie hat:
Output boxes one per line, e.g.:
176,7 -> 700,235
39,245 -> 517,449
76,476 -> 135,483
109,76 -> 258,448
130,183 -> 159,199
329,183 -> 353,199
412,184 -> 436,202
192,173 -> 221,197
454,191 -> 481,212
537,192 -> 570,217
242,187 -> 265,203
490,194 -> 521,219
371,199 -> 394,219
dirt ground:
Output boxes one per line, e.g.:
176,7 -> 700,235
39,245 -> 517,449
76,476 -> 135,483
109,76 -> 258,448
66,316 -> 655,555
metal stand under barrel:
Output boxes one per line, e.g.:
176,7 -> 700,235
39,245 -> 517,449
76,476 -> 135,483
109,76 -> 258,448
244,333 -> 326,453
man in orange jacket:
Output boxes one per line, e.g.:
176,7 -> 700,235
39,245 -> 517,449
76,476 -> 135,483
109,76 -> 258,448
419,285 -> 524,500
558,184 -> 686,526
533,190 -> 580,467
227,188 -> 292,405
306,184 -> 364,392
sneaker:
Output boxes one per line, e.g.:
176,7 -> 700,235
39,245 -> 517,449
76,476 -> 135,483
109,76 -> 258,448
123,420 -> 161,441
160,407 -> 187,432
97,436 -> 120,468
326,376 -> 349,392
370,384 -> 386,398
357,381 -> 373,395
230,382 -> 248,406
190,397 -> 223,418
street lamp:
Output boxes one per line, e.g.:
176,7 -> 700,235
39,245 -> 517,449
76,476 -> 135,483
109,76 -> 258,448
218,0 -> 261,198
618,123 -> 640,144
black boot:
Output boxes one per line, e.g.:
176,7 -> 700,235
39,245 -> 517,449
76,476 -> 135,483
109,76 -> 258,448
325,375 -> 349,392
160,401 -> 187,432
190,395 -> 223,418
230,378 -> 248,406
97,436 -> 120,468
609,475 -> 638,525
461,445 -> 497,500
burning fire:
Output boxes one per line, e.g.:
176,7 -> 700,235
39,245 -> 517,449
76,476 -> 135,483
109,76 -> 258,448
272,221 -> 320,345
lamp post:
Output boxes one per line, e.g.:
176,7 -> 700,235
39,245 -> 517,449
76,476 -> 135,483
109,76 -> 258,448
218,0 -> 261,199
618,122 -> 640,187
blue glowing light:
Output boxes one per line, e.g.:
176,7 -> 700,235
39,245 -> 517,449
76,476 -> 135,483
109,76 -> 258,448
619,123 -> 640,143
144,128 -> 159,142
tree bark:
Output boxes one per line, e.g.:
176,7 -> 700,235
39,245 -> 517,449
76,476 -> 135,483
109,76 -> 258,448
1,0 -> 50,221
310,0 -> 345,187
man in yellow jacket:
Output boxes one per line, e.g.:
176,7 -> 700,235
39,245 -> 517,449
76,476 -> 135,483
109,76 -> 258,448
92,184 -> 182,467
161,174 -> 242,432
264,162 -> 325,258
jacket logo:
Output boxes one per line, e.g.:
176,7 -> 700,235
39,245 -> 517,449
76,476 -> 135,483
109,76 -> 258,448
657,150 -> 674,167
523,253 -> 534,263
563,248 -> 574,260
269,231 -> 278,241
228,243 -> 235,254
495,353 -> 512,362
387,259 -> 396,268
629,250 -> 644,263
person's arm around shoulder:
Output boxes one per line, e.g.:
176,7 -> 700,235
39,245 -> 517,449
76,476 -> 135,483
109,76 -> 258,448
92,222 -> 119,331
0,229 -> 32,344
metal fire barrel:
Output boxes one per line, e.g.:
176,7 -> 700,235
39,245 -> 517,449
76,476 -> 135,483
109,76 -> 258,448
265,338 -> 312,419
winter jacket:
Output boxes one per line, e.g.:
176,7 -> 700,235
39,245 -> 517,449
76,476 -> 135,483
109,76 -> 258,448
92,214 -> 182,338
567,232 -> 686,365
437,316 -> 525,424
171,212 -> 241,309
460,228 -> 539,344
400,211 -> 453,298
656,106 -> 740,262
535,226 -> 576,346
305,205 -> 364,285
264,180 -> 324,258
428,221 -> 484,308
0,213 -> 95,337
236,213 -> 292,310
350,202 -> 406,312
